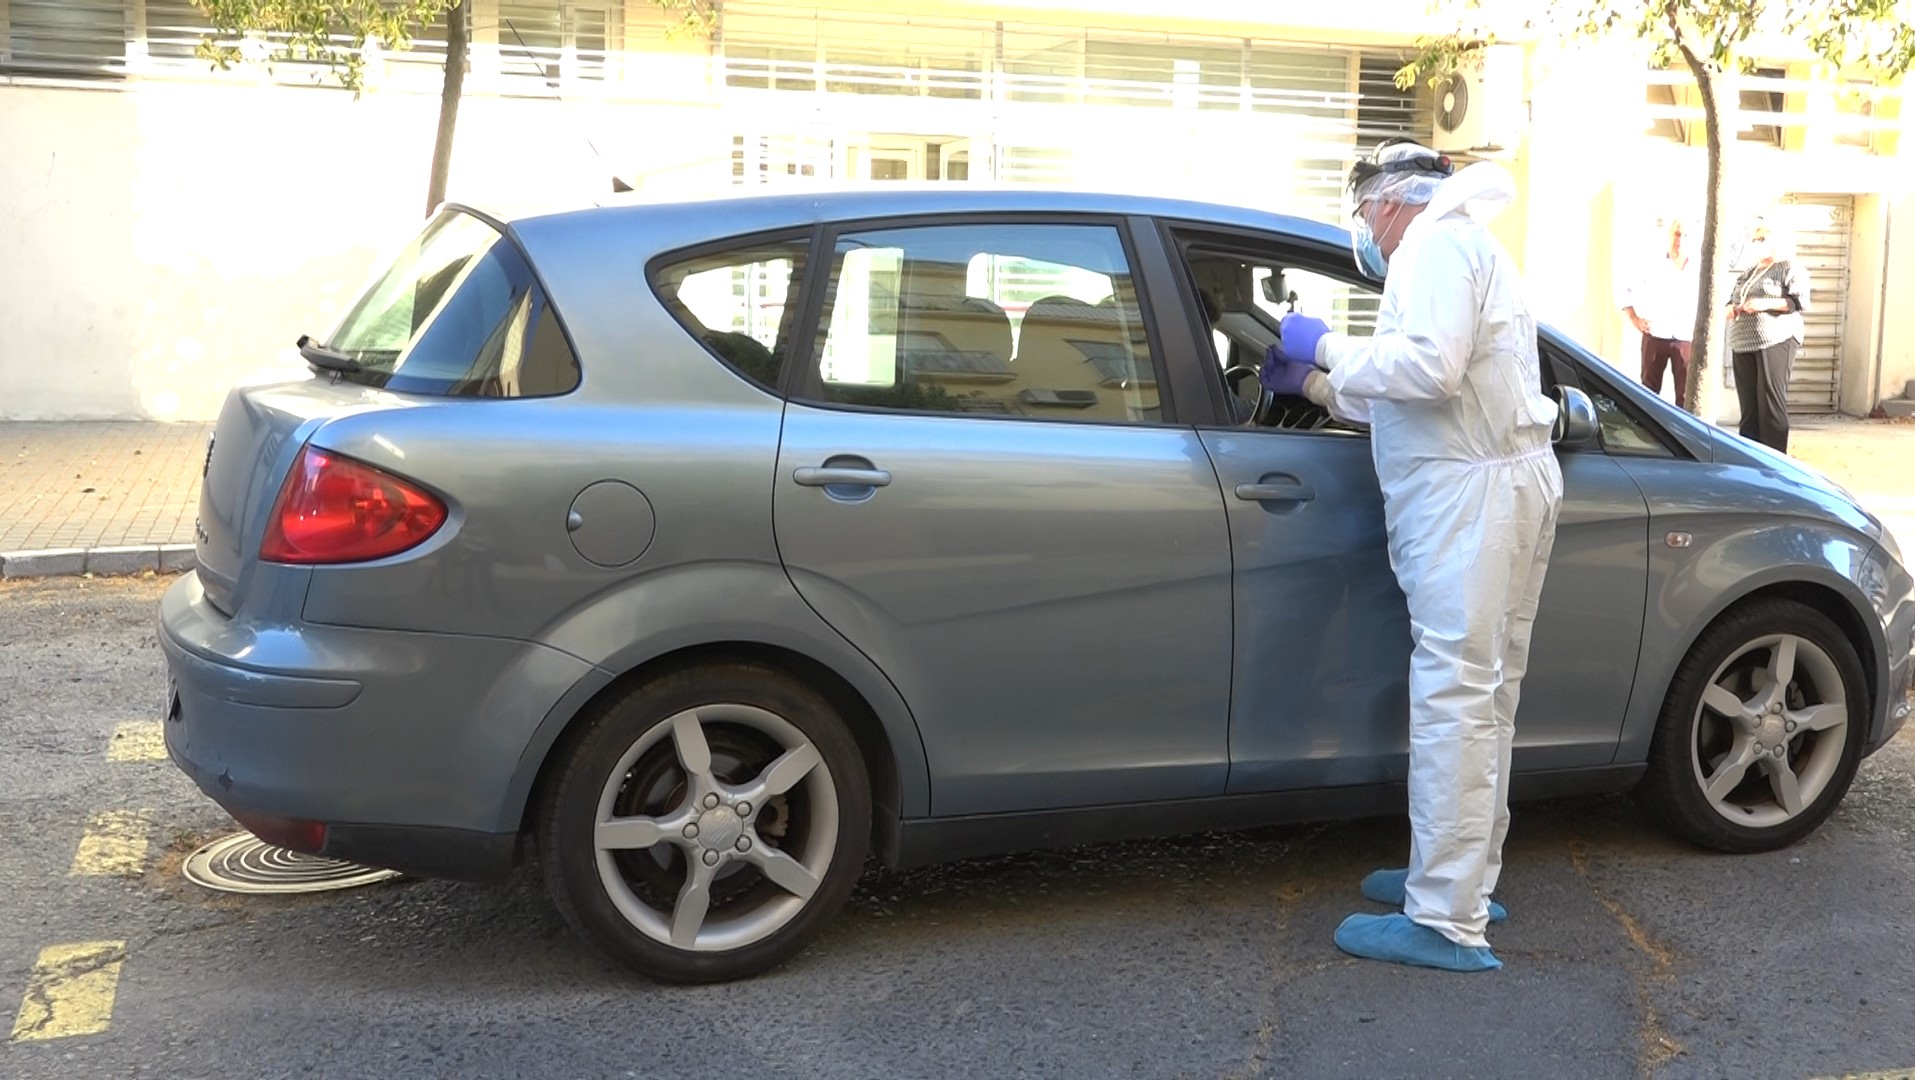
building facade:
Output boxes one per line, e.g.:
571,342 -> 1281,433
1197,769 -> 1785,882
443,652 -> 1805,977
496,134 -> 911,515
1,0 -> 1909,421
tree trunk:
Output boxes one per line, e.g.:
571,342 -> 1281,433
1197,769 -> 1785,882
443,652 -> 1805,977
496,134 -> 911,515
1678,42 -> 1728,422
426,0 -> 469,215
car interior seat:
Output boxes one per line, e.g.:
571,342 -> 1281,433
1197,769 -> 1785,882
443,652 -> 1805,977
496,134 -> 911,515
1013,295 -> 1156,422
895,292 -> 1014,380
702,331 -> 779,388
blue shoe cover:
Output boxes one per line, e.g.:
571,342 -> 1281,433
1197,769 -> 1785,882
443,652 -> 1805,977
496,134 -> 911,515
1333,913 -> 1502,973
1360,868 -> 1507,923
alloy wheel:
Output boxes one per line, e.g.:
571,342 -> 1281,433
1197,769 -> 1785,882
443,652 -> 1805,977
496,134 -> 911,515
1689,632 -> 1849,830
592,703 -> 839,952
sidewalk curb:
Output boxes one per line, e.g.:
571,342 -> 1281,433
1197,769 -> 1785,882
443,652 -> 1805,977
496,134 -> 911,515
0,545 -> 196,580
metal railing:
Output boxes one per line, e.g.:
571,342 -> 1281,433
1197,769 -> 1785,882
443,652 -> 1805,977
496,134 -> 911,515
1641,67 -> 1905,138
718,54 -> 1370,122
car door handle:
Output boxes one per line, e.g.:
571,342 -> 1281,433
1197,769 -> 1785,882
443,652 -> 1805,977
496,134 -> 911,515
1234,482 -> 1316,503
794,466 -> 892,488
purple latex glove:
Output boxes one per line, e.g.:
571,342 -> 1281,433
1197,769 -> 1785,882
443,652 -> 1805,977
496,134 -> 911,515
1260,345 -> 1316,397
1278,313 -> 1331,367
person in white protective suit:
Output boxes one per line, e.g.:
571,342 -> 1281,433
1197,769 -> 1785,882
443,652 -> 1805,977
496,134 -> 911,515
1261,138 -> 1564,972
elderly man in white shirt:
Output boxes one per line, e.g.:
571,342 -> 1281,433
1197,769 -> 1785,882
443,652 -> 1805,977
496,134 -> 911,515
1620,220 -> 1700,409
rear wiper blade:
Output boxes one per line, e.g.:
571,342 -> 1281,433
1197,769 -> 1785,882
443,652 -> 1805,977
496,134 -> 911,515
297,334 -> 362,373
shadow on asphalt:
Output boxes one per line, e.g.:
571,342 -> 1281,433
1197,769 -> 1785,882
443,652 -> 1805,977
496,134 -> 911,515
142,788 -> 1686,985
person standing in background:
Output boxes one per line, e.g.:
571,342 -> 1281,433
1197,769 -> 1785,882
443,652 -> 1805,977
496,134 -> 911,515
1727,220 -> 1811,453
1620,219 -> 1699,410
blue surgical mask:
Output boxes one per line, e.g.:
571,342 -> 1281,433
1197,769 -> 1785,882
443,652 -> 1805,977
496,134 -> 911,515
1350,200 -> 1398,280
1354,232 -> 1389,279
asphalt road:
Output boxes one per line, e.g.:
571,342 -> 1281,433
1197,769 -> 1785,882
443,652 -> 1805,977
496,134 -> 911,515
3,574 -> 1911,1080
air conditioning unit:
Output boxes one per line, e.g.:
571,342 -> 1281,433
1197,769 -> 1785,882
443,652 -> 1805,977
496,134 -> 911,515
1430,44 -> 1526,155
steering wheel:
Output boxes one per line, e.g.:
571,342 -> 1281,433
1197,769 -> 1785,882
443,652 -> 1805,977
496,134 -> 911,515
1222,364 -> 1258,390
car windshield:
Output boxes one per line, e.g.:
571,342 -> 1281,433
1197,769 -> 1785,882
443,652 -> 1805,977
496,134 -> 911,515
320,209 -> 578,398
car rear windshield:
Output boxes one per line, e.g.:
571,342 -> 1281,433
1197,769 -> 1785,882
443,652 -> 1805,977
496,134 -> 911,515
321,209 -> 580,397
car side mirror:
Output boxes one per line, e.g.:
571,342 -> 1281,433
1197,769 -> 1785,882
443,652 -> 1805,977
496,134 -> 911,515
1552,386 -> 1599,449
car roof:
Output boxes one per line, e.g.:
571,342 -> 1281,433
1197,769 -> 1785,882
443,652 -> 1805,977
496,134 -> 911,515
471,184 -> 1351,251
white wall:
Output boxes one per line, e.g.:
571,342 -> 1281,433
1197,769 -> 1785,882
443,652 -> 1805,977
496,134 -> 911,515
5,84 -> 146,418
1513,42 -> 1639,360
1873,192 -> 1915,406
1844,194 -> 1887,415
0,79 -> 727,420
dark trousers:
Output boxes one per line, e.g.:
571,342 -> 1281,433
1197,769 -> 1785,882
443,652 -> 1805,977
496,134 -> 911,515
1639,336 -> 1692,409
1733,339 -> 1799,454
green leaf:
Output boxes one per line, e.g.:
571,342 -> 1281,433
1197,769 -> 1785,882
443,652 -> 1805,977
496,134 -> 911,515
193,0 -> 458,89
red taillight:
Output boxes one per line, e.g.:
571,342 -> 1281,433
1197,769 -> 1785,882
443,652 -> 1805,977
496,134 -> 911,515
260,447 -> 447,564
224,807 -> 329,854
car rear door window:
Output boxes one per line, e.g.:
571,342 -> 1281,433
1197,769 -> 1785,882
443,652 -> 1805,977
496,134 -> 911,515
323,209 -> 580,398
650,237 -> 810,392
804,223 -> 1163,425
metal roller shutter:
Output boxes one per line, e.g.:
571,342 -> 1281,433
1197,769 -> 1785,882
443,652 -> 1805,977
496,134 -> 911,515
1779,194 -> 1851,414
143,1 -> 215,62
4,0 -> 129,76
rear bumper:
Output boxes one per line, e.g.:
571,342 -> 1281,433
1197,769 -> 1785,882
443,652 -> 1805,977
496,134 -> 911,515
158,572 -> 595,882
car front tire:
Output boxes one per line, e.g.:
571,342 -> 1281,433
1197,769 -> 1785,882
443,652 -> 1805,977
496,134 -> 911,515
538,662 -> 871,983
1640,599 -> 1869,853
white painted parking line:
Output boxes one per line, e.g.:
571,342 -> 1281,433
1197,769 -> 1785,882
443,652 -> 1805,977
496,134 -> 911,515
69,811 -> 153,877
8,941 -> 126,1042
1811,1070 -> 1915,1079
105,721 -> 166,763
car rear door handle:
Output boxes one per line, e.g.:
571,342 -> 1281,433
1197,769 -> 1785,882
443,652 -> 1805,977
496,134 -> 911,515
794,466 -> 892,488
1234,482 -> 1316,503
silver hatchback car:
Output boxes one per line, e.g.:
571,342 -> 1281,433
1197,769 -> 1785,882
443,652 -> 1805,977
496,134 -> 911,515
160,188 -> 1915,983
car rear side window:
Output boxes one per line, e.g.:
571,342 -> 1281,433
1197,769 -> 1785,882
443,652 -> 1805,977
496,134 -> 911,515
321,209 -> 580,398
805,222 -> 1162,424
651,237 -> 810,392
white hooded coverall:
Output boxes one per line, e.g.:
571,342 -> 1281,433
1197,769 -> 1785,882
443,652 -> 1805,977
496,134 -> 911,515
1312,163 -> 1564,948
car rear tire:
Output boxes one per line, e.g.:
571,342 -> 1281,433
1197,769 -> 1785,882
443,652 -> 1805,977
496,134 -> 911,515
538,662 -> 871,983
1640,599 -> 1868,853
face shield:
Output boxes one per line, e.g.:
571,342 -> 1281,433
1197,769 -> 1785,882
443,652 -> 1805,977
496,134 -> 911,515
1346,142 -> 1453,279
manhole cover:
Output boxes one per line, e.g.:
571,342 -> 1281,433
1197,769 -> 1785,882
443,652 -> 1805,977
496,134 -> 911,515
182,832 -> 401,895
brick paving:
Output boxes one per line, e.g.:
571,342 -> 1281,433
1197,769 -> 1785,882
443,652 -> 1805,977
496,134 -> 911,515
0,422 -> 212,554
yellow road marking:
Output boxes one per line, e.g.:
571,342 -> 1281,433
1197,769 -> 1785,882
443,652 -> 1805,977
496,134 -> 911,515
9,941 -> 126,1042
69,811 -> 153,877
106,721 -> 166,763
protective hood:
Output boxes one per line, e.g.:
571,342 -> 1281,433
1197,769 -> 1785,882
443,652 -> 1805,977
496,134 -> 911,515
1419,161 -> 1517,227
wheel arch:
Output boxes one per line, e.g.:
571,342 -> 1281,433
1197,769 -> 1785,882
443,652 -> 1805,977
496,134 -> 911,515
1632,581 -> 1876,852
512,639 -> 917,868
1739,580 -> 1879,711
1621,567 -> 1883,765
